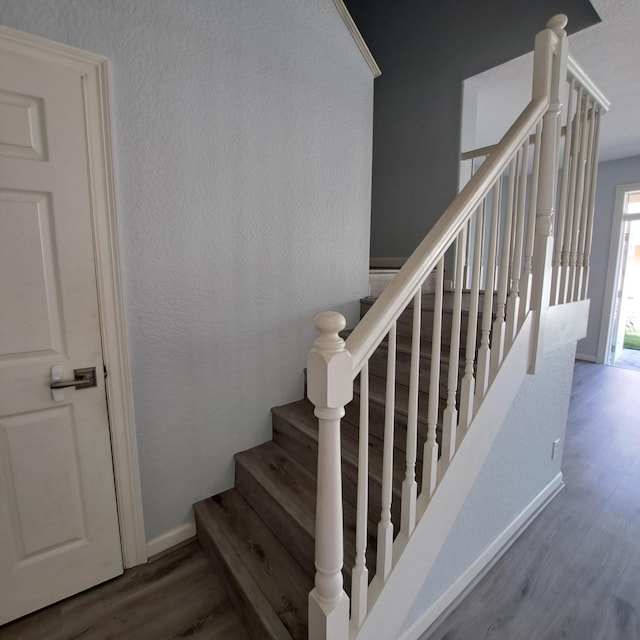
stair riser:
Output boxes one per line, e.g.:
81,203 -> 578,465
196,519 -> 266,640
359,306 -> 487,362
360,301 -> 477,343
343,400 -> 442,476
272,414 -> 404,533
195,505 -> 298,640
340,418 -> 427,474
344,392 -> 440,444
235,457 -> 315,580
367,346 -> 464,399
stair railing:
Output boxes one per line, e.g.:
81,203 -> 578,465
462,57 -> 609,316
551,57 -> 609,305
307,15 -> 606,640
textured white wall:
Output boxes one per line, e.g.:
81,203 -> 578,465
402,341 -> 576,633
0,0 -> 374,539
577,155 -> 640,360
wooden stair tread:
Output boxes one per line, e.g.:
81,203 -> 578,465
195,490 -> 311,640
367,344 -> 463,399
361,289 -> 497,312
272,399 -> 414,499
234,437 -> 380,591
235,441 -> 316,544
353,373 -> 443,426
271,398 -> 318,435
195,286 -> 484,638
273,399 -> 377,482
343,328 -> 468,365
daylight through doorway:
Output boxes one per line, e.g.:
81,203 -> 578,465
608,192 -> 640,372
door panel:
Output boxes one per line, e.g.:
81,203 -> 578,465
0,43 -> 123,624
1,406 -> 86,559
0,191 -> 63,357
0,88 -> 47,160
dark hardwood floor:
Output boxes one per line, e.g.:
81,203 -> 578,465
0,541 -> 249,640
2,361 -> 637,640
427,361 -> 640,640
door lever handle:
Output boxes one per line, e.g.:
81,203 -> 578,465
50,367 -> 97,390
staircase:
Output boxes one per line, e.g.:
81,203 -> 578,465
195,284 -> 464,639
194,15 -> 608,640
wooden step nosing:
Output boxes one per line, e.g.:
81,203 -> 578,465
195,500 -> 295,640
235,445 -> 317,541
272,405 -> 407,500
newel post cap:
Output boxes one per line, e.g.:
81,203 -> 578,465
307,312 -> 353,410
546,14 -> 568,35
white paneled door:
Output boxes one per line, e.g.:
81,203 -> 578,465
0,45 -> 123,624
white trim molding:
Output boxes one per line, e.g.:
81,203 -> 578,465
400,473 -> 564,640
0,26 -> 147,568
86,52 -> 148,570
332,0 -> 381,78
597,182 -> 640,364
146,521 -> 197,560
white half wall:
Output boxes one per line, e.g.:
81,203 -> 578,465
401,340 -> 577,635
0,0 -> 374,540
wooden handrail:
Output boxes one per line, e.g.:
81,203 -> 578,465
461,52 -> 608,164
567,54 -> 610,112
345,96 -> 548,374
461,125 -> 568,161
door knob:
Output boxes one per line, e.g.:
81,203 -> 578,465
50,367 -> 97,390
50,366 -> 97,401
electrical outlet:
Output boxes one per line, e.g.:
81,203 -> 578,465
551,438 -> 561,459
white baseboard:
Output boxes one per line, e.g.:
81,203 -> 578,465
399,472 -> 564,640
575,353 -> 597,362
146,520 -> 196,560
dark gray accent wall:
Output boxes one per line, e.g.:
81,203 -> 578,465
345,0 -> 600,258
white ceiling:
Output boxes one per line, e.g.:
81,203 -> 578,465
465,0 -> 640,162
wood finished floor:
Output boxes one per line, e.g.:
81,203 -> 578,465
1,361 -> 637,640
427,361 -> 640,640
0,541 -> 250,640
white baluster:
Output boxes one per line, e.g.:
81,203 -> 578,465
559,85 -> 583,304
520,123 -> 542,321
401,290 -> 421,537
459,204 -> 484,430
581,107 -> 601,300
567,92 -> 590,301
377,323 -> 396,580
574,98 -> 597,300
442,230 -> 466,464
476,183 -> 500,401
307,312 -> 352,640
550,78 -> 575,304
351,363 -> 369,631
422,258 -> 444,497
463,217 -> 472,289
491,156 -> 517,375
506,142 -> 529,345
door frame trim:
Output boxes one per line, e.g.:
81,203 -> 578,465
597,182 -> 640,364
0,25 -> 147,567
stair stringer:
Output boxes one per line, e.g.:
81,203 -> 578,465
352,312 -> 535,640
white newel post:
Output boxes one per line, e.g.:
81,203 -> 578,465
307,311 -> 352,640
529,15 -> 568,373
